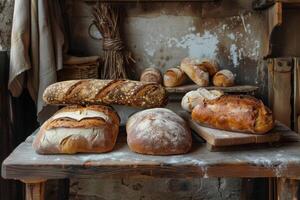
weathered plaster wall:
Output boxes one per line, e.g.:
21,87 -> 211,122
0,0 -> 14,51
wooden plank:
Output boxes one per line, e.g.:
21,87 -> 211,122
298,116 -> 300,134
22,180 -> 46,200
188,119 -> 281,147
2,126 -> 300,180
294,58 -> 300,132
277,178 -> 300,200
270,58 -> 292,127
165,85 -> 258,94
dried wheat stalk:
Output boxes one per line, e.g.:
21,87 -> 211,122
92,2 -> 134,79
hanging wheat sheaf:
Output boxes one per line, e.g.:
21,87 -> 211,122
92,3 -> 134,79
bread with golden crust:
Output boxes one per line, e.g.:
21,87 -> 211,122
192,95 -> 274,134
33,105 -> 120,154
199,58 -> 219,76
140,67 -> 162,84
163,67 -> 187,87
43,79 -> 167,108
213,69 -> 234,87
180,58 -> 209,86
126,108 -> 192,155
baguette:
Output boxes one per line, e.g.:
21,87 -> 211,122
192,95 -> 274,134
43,79 -> 168,108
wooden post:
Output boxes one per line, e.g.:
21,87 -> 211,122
277,178 -> 299,200
21,179 -> 46,200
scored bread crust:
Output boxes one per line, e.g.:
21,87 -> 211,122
43,79 -> 168,108
163,67 -> 186,87
140,67 -> 162,84
199,58 -> 219,76
191,95 -> 274,134
213,69 -> 234,87
180,58 -> 209,86
33,105 -> 120,154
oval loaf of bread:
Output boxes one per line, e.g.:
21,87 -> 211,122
180,58 -> 209,86
163,67 -> 187,87
43,79 -> 168,108
192,95 -> 274,134
126,108 -> 192,155
140,67 -> 162,84
181,88 -> 224,112
199,58 -> 219,76
213,69 -> 235,87
32,105 -> 120,154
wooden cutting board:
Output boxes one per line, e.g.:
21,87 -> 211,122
188,119 -> 281,147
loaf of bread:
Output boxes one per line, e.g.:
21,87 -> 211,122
181,88 -> 223,112
213,69 -> 234,87
180,57 -> 209,86
32,105 -> 120,154
192,95 -> 274,134
199,58 -> 219,76
140,67 -> 162,84
163,67 -> 187,87
43,79 -> 168,108
126,108 -> 192,155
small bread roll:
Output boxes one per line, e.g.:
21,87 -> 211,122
199,58 -> 219,76
180,58 -> 209,86
126,108 -> 192,155
140,67 -> 162,84
213,69 -> 235,87
181,88 -> 224,112
163,67 -> 187,87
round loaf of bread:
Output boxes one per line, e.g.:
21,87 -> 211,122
181,88 -> 224,112
32,105 -> 120,154
163,67 -> 187,87
126,108 -> 192,155
140,67 -> 162,84
199,58 -> 219,76
213,69 -> 235,87
180,58 -> 209,86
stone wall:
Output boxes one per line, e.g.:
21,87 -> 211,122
0,0 -> 13,51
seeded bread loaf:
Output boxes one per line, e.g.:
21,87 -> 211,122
43,79 -> 168,108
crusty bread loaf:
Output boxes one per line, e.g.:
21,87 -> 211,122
43,79 -> 168,108
181,88 -> 223,112
163,67 -> 187,87
199,58 -> 219,76
213,69 -> 234,87
180,57 -> 209,86
192,95 -> 274,134
126,108 -> 192,155
140,67 -> 162,84
33,105 -> 120,154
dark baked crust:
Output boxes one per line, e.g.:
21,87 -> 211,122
43,79 -> 168,108
191,95 -> 274,134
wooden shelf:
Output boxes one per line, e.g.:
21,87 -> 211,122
165,84 -> 259,94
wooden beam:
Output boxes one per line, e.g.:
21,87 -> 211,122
277,178 -> 300,200
21,179 -> 46,200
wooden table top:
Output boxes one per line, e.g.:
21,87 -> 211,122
2,125 -> 300,180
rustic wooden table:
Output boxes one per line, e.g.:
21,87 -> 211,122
2,125 -> 300,200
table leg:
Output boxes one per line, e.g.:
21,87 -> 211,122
277,178 -> 299,200
21,179 -> 46,200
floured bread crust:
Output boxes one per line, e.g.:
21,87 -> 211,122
163,67 -> 186,87
33,105 -> 120,154
180,58 -> 209,86
213,69 -> 235,87
181,88 -> 224,112
126,108 -> 192,155
192,95 -> 274,134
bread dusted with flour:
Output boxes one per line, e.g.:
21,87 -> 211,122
163,67 -> 187,87
213,69 -> 235,87
192,95 -> 274,134
181,88 -> 223,112
126,108 -> 192,155
33,105 -> 120,154
43,79 -> 167,108
140,67 -> 162,84
180,57 -> 209,86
